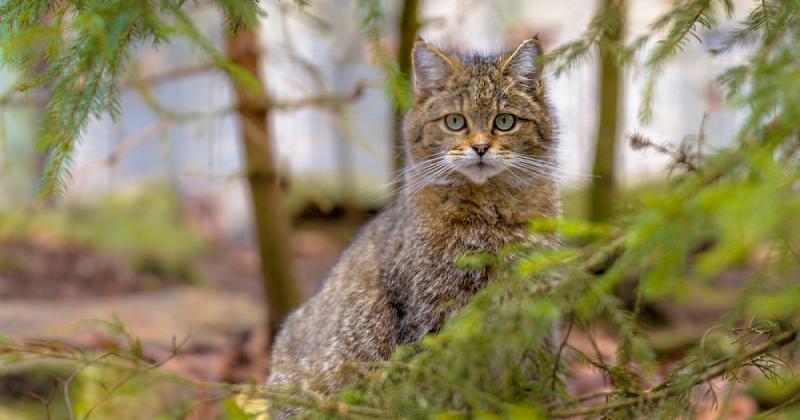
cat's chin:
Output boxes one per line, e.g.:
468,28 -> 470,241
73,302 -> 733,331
457,163 -> 504,184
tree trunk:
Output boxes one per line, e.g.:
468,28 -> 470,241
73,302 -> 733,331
589,0 -> 625,222
225,29 -> 300,343
392,0 -> 420,175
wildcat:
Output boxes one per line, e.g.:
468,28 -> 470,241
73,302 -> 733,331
267,36 -> 560,418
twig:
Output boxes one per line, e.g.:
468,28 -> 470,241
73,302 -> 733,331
550,314 -> 575,390
66,119 -> 173,195
753,391 -> 800,419
628,132 -> 700,173
276,4 -> 326,92
66,103 -> 233,197
584,325 -> 607,365
2,336 -> 386,419
80,335 -> 190,419
267,82 -> 366,112
60,353 -> 113,420
62,364 -> 86,420
27,387 -> 57,420
548,329 -> 798,417
123,63 -> 217,89
1,64 -> 219,109
548,388 -> 626,410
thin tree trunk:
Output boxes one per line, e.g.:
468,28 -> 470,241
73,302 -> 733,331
392,0 -> 420,175
225,29 -> 300,343
589,0 -> 625,222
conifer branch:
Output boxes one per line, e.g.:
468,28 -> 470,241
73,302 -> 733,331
549,328 -> 798,417
357,0 -> 412,110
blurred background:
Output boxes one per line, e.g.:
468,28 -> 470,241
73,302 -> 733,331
1,0 -> 778,418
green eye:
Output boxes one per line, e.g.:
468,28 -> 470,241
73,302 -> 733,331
444,113 -> 466,131
494,113 -> 516,131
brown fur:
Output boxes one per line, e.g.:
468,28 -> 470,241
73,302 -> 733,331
267,37 -> 560,418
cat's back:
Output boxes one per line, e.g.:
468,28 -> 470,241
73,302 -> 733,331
268,205 -> 402,391
304,202 -> 404,299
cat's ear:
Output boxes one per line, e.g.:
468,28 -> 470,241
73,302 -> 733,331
500,37 -> 544,96
412,39 -> 461,96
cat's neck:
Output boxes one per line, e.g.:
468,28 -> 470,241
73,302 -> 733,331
401,175 -> 560,229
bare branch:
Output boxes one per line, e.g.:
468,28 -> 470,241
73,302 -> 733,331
267,82 -> 366,112
123,63 -> 218,89
551,315 -> 575,390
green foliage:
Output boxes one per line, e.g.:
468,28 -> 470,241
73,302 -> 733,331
636,0 -> 730,122
0,0 -> 262,197
357,0 -> 413,111
544,0 -> 753,123
545,0 -> 626,77
222,398 -> 257,420
0,318 -> 187,419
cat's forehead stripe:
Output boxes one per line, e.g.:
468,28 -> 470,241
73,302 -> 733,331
472,78 -> 496,129
415,45 -> 542,123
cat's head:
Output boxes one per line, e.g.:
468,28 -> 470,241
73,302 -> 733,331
403,37 -> 556,186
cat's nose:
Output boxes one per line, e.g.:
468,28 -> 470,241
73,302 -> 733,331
471,143 -> 489,156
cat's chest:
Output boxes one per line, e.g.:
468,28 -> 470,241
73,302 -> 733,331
383,224 -> 525,324
427,221 -> 528,256
385,225 -> 527,301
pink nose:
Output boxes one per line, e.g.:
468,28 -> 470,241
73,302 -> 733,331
472,143 -> 489,156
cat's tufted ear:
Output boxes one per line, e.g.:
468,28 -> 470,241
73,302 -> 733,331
500,37 -> 544,95
412,39 -> 461,97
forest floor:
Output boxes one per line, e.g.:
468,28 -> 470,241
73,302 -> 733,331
0,201 -> 794,419
0,211 -> 356,417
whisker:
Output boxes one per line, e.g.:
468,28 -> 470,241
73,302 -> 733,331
406,164 -> 451,193
508,163 -> 551,179
366,154 -> 451,202
502,151 -> 592,190
511,154 -> 559,166
511,160 -> 559,174
401,161 -> 449,192
404,161 -> 454,196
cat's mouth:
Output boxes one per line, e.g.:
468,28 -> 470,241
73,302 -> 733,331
457,160 -> 505,184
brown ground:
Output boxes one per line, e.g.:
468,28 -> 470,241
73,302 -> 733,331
0,238 -> 190,299
0,225 -> 348,300
0,218 -> 355,405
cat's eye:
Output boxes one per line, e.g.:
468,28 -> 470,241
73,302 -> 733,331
444,113 -> 466,131
494,113 -> 516,131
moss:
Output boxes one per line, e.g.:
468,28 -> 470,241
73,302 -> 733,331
0,252 -> 28,274
0,185 -> 207,260
131,254 -> 206,287
0,185 -> 208,288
